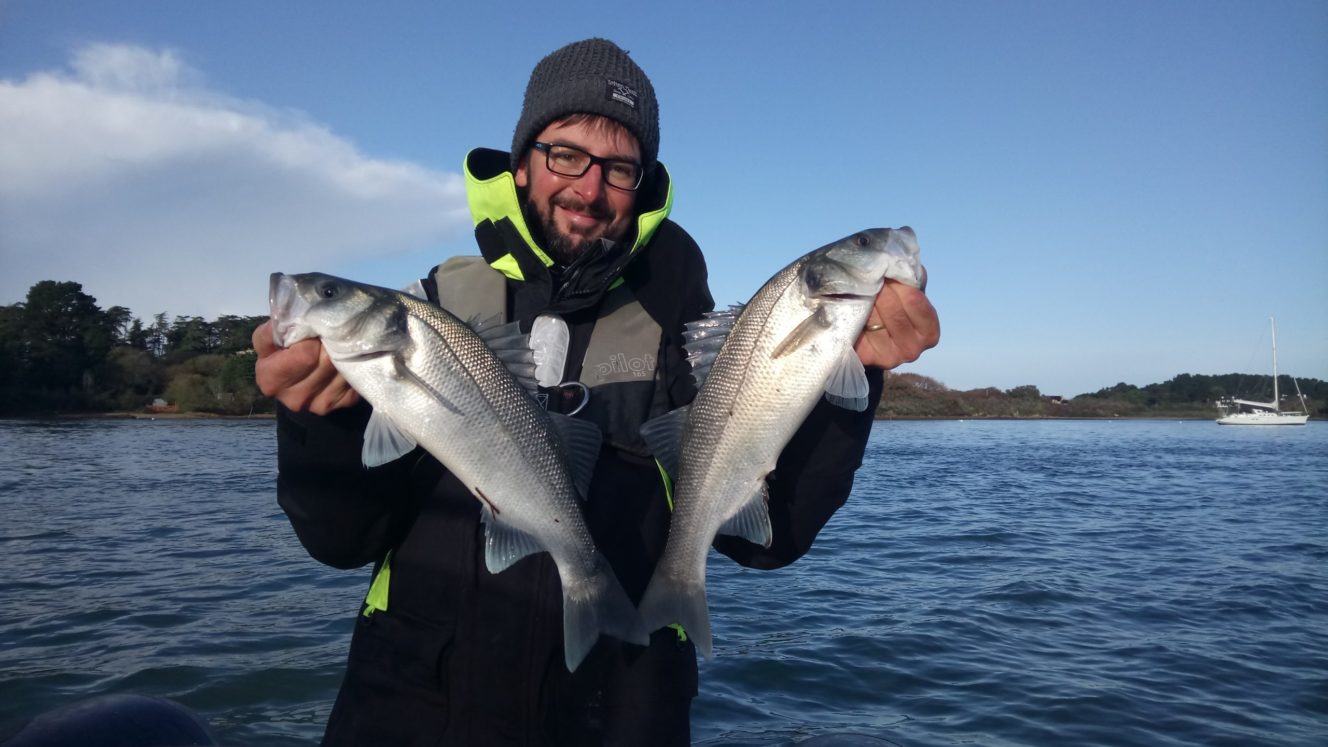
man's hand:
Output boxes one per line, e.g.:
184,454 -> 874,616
253,319 -> 360,414
854,281 -> 940,370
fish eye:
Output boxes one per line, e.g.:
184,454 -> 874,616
855,234 -> 870,247
318,282 -> 339,299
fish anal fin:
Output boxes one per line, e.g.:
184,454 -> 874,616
479,495 -> 545,574
718,482 -> 772,548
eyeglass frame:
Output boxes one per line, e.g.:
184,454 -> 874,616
531,142 -> 645,191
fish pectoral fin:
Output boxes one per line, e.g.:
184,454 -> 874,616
549,413 -> 603,498
771,306 -> 832,360
823,347 -> 871,411
361,408 -> 418,467
480,503 -> 545,574
718,482 -> 773,548
639,406 -> 689,480
394,357 -> 465,415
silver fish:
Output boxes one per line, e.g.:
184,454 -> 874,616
638,228 -> 927,657
269,272 -> 646,670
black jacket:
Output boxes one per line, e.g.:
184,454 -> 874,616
275,152 -> 884,746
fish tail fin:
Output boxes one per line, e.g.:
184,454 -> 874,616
639,572 -> 713,659
561,555 -> 648,671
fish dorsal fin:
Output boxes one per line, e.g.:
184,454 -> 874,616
473,318 -> 538,394
771,304 -> 831,360
400,280 -> 428,299
719,482 -> 772,548
480,503 -> 544,574
549,413 -> 603,498
530,314 -> 570,387
682,305 -> 742,388
638,406 -> 690,480
362,407 -> 418,468
824,347 -> 871,411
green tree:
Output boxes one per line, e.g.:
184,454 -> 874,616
166,316 -> 214,360
102,346 -> 167,409
213,315 -> 266,354
0,304 -> 23,409
165,354 -> 224,411
18,281 -> 114,392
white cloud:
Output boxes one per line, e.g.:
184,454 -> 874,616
0,43 -> 470,319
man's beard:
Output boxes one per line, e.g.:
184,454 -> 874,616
523,195 -> 614,266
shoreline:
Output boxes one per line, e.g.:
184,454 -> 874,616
50,411 -> 276,421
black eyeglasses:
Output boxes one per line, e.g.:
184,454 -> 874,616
532,142 -> 644,191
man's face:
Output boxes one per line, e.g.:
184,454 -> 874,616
515,118 -> 640,264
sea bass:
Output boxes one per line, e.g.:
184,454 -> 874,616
638,228 -> 927,657
268,272 -> 645,670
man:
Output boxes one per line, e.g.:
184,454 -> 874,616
253,38 -> 938,746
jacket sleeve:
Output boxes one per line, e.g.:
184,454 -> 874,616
275,402 -> 423,570
713,366 -> 884,570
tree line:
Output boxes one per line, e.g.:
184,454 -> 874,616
3,280 -> 1324,420
0,280 -> 270,416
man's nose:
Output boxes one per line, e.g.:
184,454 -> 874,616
571,163 -> 605,202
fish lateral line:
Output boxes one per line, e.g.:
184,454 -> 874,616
475,487 -> 500,515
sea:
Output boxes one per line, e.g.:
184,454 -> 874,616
0,417 -> 1324,746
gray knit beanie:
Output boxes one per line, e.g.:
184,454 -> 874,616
511,38 -> 659,176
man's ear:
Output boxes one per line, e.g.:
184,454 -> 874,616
514,152 -> 529,188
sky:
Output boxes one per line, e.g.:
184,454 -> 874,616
1,0 -> 1324,396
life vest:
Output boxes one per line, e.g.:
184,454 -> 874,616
361,148 -> 693,620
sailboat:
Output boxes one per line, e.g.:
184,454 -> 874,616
1215,317 -> 1310,426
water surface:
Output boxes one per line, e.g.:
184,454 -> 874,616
1,418 -> 1324,745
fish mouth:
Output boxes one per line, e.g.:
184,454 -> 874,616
268,273 -> 305,347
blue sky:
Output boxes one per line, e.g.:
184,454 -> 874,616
1,1 -> 1324,396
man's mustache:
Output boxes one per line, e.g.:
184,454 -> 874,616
552,195 -> 610,220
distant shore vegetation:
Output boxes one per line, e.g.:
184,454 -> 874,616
878,373 -> 1326,420
2,280 -> 1324,420
1,281 -> 268,416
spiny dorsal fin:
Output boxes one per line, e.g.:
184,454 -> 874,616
400,280 -> 428,300
682,305 -> 743,388
472,318 -> 537,394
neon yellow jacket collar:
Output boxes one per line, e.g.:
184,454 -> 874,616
462,148 -> 674,281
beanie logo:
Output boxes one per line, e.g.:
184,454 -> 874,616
605,79 -> 638,110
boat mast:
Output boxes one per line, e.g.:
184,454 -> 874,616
1270,316 -> 1280,413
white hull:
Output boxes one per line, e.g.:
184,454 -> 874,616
1216,411 -> 1309,426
